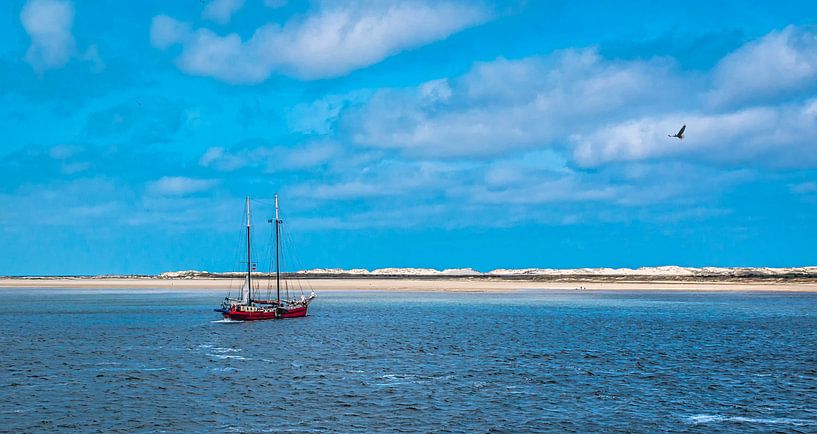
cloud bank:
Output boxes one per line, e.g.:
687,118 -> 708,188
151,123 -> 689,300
341,26 -> 817,171
147,176 -> 218,196
20,0 -> 76,73
151,1 -> 490,82
202,0 -> 245,24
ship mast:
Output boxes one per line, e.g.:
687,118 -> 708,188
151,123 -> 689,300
246,196 -> 252,305
274,194 -> 281,305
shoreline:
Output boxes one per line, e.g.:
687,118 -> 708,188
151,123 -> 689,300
1,277 -> 817,293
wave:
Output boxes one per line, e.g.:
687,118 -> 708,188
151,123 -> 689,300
210,347 -> 242,353
687,414 -> 816,426
211,319 -> 244,324
208,354 -> 248,360
96,367 -> 168,372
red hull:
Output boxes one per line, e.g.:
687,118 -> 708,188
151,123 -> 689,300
223,305 -> 308,321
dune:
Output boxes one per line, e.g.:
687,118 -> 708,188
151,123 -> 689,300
2,265 -> 817,292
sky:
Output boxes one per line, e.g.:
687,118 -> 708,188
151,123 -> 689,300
2,0 -> 817,275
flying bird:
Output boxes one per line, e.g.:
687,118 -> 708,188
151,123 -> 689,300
669,125 -> 686,139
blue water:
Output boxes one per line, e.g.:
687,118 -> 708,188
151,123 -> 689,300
2,289 -> 817,432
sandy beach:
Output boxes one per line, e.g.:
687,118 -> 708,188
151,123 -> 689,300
1,277 -> 817,292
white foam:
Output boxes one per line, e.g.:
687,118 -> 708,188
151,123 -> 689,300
97,367 -> 168,372
687,414 -> 815,426
212,319 -> 244,324
210,347 -> 241,353
208,354 -> 248,360
375,374 -> 418,386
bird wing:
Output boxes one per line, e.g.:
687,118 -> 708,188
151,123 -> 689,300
678,125 -> 686,135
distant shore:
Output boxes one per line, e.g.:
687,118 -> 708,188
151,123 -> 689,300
1,276 -> 817,292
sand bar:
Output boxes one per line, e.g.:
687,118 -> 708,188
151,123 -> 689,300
1,277 -> 817,292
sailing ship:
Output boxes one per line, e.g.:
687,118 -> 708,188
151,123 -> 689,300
215,195 -> 316,320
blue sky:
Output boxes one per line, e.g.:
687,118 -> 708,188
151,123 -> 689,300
2,0 -> 817,275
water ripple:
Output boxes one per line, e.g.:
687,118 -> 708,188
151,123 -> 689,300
2,290 -> 817,431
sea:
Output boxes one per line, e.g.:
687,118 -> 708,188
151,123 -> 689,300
1,288 -> 817,433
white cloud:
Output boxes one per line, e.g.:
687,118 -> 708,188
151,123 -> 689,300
200,141 -> 341,172
175,28 -> 268,83
287,92 -> 370,134
0,178 -> 119,227
289,159 -> 462,201
199,147 -> 230,168
281,142 -> 340,170
341,25 -> 817,169
571,99 -> 817,167
147,176 -> 218,196
150,15 -> 190,50
48,144 -> 82,159
296,204 -> 449,230
138,23 -> 817,230
277,149 -> 747,230
202,0 -> 245,24
346,49 -> 684,158
152,1 -> 490,82
199,146 -> 247,171
447,157 -> 733,208
709,26 -> 817,107
20,0 -> 76,73
292,180 -> 394,201
81,44 -> 104,72
418,78 -> 452,104
123,196 -> 234,228
455,177 -> 621,205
